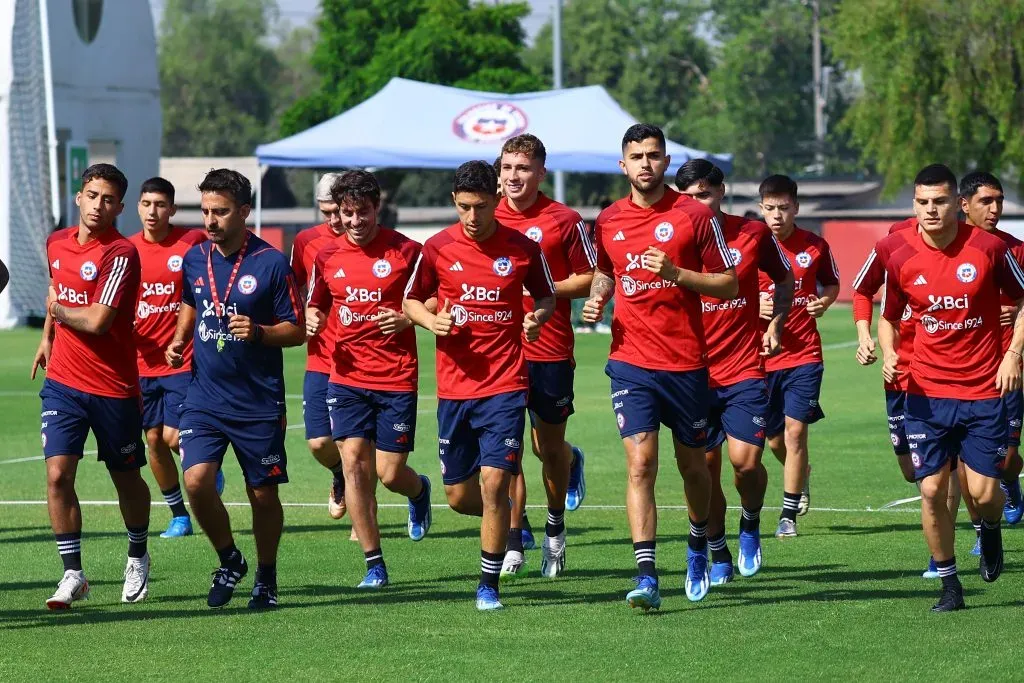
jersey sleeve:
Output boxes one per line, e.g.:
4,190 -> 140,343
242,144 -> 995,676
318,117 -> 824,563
880,264 -> 908,323
289,232 -> 310,295
815,239 -> 840,287
95,242 -> 140,309
696,213 -> 734,273
271,257 -> 304,326
181,246 -> 199,308
852,248 -> 885,297
594,217 -> 613,275
563,214 -> 598,275
757,230 -> 790,282
306,247 -> 332,310
995,243 -> 1024,302
524,248 -> 556,300
404,241 -> 439,302
852,291 -> 873,324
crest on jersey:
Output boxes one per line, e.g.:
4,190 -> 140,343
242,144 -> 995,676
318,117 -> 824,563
729,248 -> 742,266
452,102 -> 528,143
373,259 -> 392,279
901,304 -> 912,322
167,255 -> 183,272
795,251 -> 812,268
237,274 -> 258,295
79,261 -> 98,281
526,226 -> 543,242
956,262 -> 977,283
654,222 -> 674,242
493,257 -> 514,277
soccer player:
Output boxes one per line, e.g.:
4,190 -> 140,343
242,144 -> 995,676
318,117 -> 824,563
757,175 -> 839,537
877,163 -> 1024,611
494,134 -> 595,579
676,159 -> 793,584
167,169 -> 304,610
582,124 -> 737,610
403,160 -> 555,611
33,163 -> 150,608
291,173 -> 350,521
306,170 -> 433,589
129,177 -> 208,538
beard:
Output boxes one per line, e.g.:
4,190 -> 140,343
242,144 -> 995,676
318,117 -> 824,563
629,171 -> 664,194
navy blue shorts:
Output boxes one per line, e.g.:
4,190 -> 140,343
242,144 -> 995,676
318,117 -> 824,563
140,373 -> 191,431
39,379 -> 143,471
1005,390 -> 1022,448
179,408 -> 288,487
765,363 -> 825,437
327,382 -> 416,453
885,390 -> 909,456
706,378 -> 769,451
437,391 -> 526,485
303,371 -> 332,440
527,360 -> 575,426
606,360 -> 709,448
904,394 -> 1006,480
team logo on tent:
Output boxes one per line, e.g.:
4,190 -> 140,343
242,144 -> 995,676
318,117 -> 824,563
237,275 -> 258,295
373,259 -> 392,278
956,262 -> 977,283
526,226 -> 543,242
452,102 -> 528,143
167,255 -> 183,272
80,261 -> 98,281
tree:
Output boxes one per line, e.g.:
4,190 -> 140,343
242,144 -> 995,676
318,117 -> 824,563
160,0 -> 281,156
829,0 -> 1024,193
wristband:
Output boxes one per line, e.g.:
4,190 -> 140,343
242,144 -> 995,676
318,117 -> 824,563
252,324 -> 265,344
1008,348 -> 1022,359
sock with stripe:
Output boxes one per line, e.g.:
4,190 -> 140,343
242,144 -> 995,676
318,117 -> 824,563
364,548 -> 384,569
507,528 -> 524,553
708,531 -> 730,563
216,543 -> 242,567
688,518 -> 708,552
972,518 -> 982,537
480,550 -> 503,588
161,485 -> 189,518
126,526 -> 148,559
256,563 -> 277,587
781,492 -> 801,522
633,540 -> 656,578
545,507 -> 565,537
740,505 -> 761,533
56,532 -> 82,571
935,557 -> 960,590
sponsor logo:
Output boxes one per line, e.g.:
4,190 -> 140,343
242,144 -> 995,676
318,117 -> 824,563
1011,419 -> 1022,429
692,418 -> 708,429
505,452 -> 517,463
625,252 -> 643,272
920,314 -> 983,335
198,320 -> 238,345
345,286 -> 383,303
926,294 -> 968,312
729,248 -> 742,265
460,284 -> 502,302
261,454 -> 281,465
612,231 -> 626,242
179,429 -> 193,436
504,438 -> 521,449
620,275 -> 671,297
809,399 -> 819,407
654,222 -> 674,242
956,262 -> 977,283
137,300 -> 180,320
912,274 -> 927,286
339,305 -> 378,326
393,423 -> 411,433
167,255 -> 183,272
268,465 -> 283,477
752,416 -> 767,427
193,277 -> 205,287
237,274 -> 258,295
57,283 -> 89,305
201,299 -> 238,318
373,259 -> 392,278
41,410 -> 58,417
439,438 -> 451,445
333,267 -> 346,279
142,281 -> 176,298
449,261 -> 464,272
396,433 -> 409,445
616,412 -> 625,429
449,303 -> 511,326
120,443 -> 138,455
907,433 -> 927,440
492,257 -> 514,277
555,396 -> 571,407
795,252 -> 812,268
41,421 -> 48,429
51,259 -> 60,270
613,401 -> 624,410
452,101 -> 528,143
525,226 -> 543,242
902,305 -> 912,322
702,297 -> 747,313
610,389 -> 629,399
79,261 -> 98,281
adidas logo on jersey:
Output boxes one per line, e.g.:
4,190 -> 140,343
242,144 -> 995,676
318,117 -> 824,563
449,261 -> 464,271
51,259 -> 60,270
612,231 -> 626,241
333,267 -> 347,278
913,274 -> 927,286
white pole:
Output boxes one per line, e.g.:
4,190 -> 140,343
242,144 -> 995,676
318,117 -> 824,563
811,0 -> 825,171
38,0 -> 60,226
255,164 -> 265,237
552,0 -> 566,204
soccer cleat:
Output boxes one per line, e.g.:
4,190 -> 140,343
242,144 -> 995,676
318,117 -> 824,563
215,468 -> 225,496
685,547 -> 711,601
160,515 -> 193,538
922,557 -> 939,579
46,569 -> 89,610
207,554 -> 248,608
475,584 -> 504,611
931,586 -> 966,612
500,550 -> 526,581
540,532 -> 566,578
1001,479 -> 1023,525
775,518 -> 797,538
737,529 -> 762,577
565,446 -> 587,511
121,553 -> 151,603
248,582 -> 278,609
407,475 -> 432,541
798,465 -> 811,516
971,536 -> 981,557
626,575 -> 661,611
357,564 -> 389,589
521,527 -> 537,551
709,561 -> 734,586
980,545 -> 1004,583
329,477 -> 347,520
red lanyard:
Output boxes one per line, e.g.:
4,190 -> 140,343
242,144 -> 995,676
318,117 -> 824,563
206,234 -> 249,321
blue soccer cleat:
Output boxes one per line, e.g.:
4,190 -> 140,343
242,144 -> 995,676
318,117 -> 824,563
475,584 -> 504,611
710,561 -> 734,586
565,446 -> 586,511
686,547 -> 711,602
521,527 -> 537,551
922,557 -> 939,579
626,575 -> 661,611
160,515 -> 193,538
1001,479 -> 1023,525
408,475 -> 432,541
215,468 -> 225,495
357,564 -> 389,589
971,536 -> 981,557
737,529 -> 762,577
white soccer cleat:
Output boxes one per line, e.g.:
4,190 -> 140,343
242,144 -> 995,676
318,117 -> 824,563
46,569 -> 90,610
329,480 -> 347,520
540,532 -> 566,578
500,550 -> 525,581
121,553 -> 151,603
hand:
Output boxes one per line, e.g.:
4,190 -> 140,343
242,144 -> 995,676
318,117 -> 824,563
996,351 -> 1023,396
856,337 -> 877,366
376,306 -> 408,335
1001,305 -> 1016,327
30,339 -> 51,379
306,307 -> 326,337
760,323 -> 782,358
641,247 -> 679,281
523,311 -> 542,342
759,293 -> 774,321
882,353 -> 901,384
581,295 -> 605,324
228,314 -> 258,342
166,340 -> 185,369
806,294 -> 828,318
45,285 -> 57,316
431,299 -> 453,337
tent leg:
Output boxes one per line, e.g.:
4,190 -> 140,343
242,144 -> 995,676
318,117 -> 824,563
256,164 -> 265,237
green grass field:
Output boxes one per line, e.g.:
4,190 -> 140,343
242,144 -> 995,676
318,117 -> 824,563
1,307 -> 1020,681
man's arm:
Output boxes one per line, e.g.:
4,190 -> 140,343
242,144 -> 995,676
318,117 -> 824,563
166,302 -> 196,368
48,295 -> 118,335
642,248 -> 739,299
30,305 -> 54,379
760,270 -> 794,357
581,269 -> 614,323
878,316 -> 901,385
554,272 -> 594,299
807,284 -> 839,318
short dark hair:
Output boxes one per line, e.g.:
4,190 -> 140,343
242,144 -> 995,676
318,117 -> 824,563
501,134 -> 546,164
675,159 -> 725,190
621,123 -> 666,153
82,163 -> 128,200
331,170 -> 381,208
759,174 -> 799,202
140,177 -> 175,203
198,168 -> 252,206
959,170 -> 1003,199
913,164 -> 958,194
453,160 -> 497,195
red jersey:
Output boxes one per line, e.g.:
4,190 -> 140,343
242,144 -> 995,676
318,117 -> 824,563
307,228 -> 421,392
595,188 -> 733,372
758,227 -> 839,372
405,223 -> 555,400
494,193 -> 597,362
291,223 -> 342,375
46,226 -> 141,397
852,218 -> 917,391
989,227 -> 1024,351
129,227 -> 207,377
881,223 -> 1024,400
702,215 -> 790,387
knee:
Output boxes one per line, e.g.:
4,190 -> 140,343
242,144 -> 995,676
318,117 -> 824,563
733,458 -> 760,481
784,422 -> 806,446
183,467 -> 206,496
307,437 -> 333,457
145,428 -> 162,453
47,465 -> 74,492
249,485 -> 280,508
971,486 -> 999,509
918,478 -> 945,503
627,456 -> 657,484
445,487 -> 473,514
376,462 -> 399,489
164,428 -> 180,452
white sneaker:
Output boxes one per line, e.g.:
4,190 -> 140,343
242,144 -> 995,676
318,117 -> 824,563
121,553 -> 151,603
46,569 -> 89,610
540,532 -> 566,578
500,550 -> 525,581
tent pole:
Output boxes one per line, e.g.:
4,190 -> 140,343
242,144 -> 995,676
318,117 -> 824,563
552,0 -> 566,203
256,164 -> 265,237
